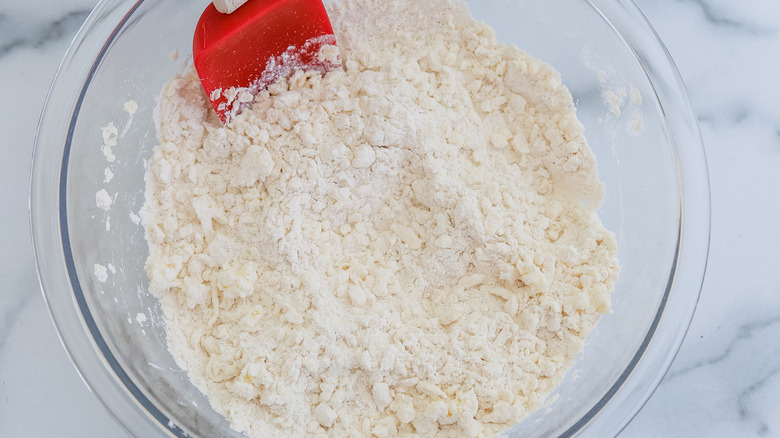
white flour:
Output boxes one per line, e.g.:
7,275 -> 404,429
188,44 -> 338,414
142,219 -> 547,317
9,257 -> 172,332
141,0 -> 619,436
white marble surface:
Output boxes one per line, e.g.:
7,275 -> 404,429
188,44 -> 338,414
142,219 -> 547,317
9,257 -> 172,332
1,0 -> 779,436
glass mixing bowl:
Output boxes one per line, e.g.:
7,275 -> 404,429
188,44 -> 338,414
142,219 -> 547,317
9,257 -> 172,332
30,0 -> 710,436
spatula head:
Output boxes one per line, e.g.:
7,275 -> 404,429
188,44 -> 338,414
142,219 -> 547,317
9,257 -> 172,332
194,0 -> 340,123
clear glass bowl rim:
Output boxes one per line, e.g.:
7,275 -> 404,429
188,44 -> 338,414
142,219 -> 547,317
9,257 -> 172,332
30,0 -> 711,436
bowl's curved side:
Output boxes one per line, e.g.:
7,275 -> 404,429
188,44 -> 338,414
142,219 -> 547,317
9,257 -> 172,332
575,0 -> 710,435
30,1 -> 185,437
30,0 -> 709,437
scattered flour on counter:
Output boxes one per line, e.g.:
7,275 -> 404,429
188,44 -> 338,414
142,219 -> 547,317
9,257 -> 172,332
141,0 -> 619,437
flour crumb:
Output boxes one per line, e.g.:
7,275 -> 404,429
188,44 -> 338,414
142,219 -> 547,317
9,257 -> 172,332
124,100 -> 138,115
630,85 -> 642,106
136,313 -> 147,324
94,263 -> 108,283
96,189 -> 113,211
634,113 -> 644,132
101,122 -> 118,144
130,212 -> 141,225
104,167 -> 114,183
101,122 -> 118,162
141,0 -> 619,437
606,90 -> 624,117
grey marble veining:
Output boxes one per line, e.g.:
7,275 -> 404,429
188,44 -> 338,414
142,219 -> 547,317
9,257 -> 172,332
664,317 -> 780,382
623,0 -> 780,436
1,0 -> 779,437
0,0 -> 128,436
677,0 -> 776,34
0,1 -> 95,353
0,10 -> 91,57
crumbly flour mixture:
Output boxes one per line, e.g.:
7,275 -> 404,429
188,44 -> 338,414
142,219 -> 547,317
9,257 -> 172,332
141,0 -> 619,436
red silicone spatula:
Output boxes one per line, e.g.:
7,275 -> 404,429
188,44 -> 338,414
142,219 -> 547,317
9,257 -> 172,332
193,0 -> 340,123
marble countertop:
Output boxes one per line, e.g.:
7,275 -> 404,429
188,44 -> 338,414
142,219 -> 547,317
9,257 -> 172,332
1,0 -> 779,436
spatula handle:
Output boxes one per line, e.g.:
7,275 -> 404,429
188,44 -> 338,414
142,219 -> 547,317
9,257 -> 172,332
213,0 -> 249,14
